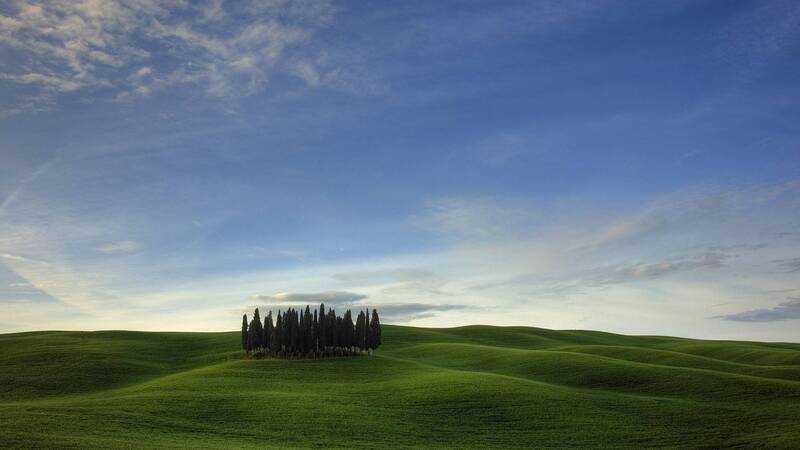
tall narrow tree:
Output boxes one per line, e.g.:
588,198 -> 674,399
252,308 -> 263,349
365,308 -> 371,350
290,309 -> 299,354
247,317 -> 258,352
370,309 -> 382,351
274,311 -> 283,354
313,308 -> 318,354
343,310 -> 355,351
356,310 -> 366,351
241,314 -> 249,351
282,309 -> 290,352
304,305 -> 312,354
318,303 -> 326,354
299,309 -> 307,354
330,310 -> 339,351
264,311 -> 274,350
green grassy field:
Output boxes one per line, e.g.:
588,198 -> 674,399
1,325 -> 799,449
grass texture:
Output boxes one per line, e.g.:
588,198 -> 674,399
1,325 -> 799,448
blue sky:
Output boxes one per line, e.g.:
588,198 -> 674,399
1,0 -> 799,340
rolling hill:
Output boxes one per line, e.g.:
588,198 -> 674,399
1,325 -> 799,448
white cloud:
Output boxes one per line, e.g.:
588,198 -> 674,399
251,290 -> 367,304
714,298 -> 800,322
0,0 -> 338,110
97,240 -> 140,254
0,72 -> 83,91
0,252 -> 47,264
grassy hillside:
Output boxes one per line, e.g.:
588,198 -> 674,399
1,325 -> 799,449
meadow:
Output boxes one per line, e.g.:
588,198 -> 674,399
1,325 -> 799,449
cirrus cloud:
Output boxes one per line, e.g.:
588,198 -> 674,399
0,0 -> 339,111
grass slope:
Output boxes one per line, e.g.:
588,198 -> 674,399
1,325 -> 799,449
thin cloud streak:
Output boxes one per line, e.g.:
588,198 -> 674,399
714,298 -> 800,322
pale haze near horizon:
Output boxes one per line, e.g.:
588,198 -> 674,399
0,0 -> 799,341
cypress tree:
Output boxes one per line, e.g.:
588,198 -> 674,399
299,309 -> 307,355
355,311 -> 361,351
354,312 -> 360,350
296,309 -> 302,353
247,317 -> 258,352
344,310 -> 355,351
274,311 -> 283,354
318,303 -> 326,354
356,311 -> 366,351
313,309 -> 318,354
370,309 -> 382,351
241,314 -> 249,351
290,309 -> 299,354
365,308 -> 371,350
282,309 -> 290,352
264,311 -> 273,350
252,308 -> 263,349
297,309 -> 303,354
304,305 -> 312,355
330,310 -> 339,350
285,309 -> 292,353
337,315 -> 345,353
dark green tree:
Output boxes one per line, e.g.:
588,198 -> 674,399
343,310 -> 355,351
274,311 -> 283,354
240,305 -> 380,358
330,310 -> 339,350
318,303 -> 326,353
284,309 -> 292,353
290,309 -> 299,354
299,308 -> 307,354
241,314 -> 248,351
370,309 -> 382,351
313,308 -> 318,353
304,305 -> 312,354
252,308 -> 263,349
365,308 -> 371,349
356,310 -> 366,351
247,317 -> 258,352
264,311 -> 274,350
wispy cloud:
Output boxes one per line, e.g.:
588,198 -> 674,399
364,303 -> 468,322
488,250 -> 731,298
0,251 -> 48,264
412,196 -> 537,241
773,257 -> 800,273
0,0 -> 338,111
714,298 -> 800,322
97,240 -> 140,254
332,268 -> 437,285
251,290 -> 366,305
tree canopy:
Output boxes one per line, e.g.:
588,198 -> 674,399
241,304 -> 382,358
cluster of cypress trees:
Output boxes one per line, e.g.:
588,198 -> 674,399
241,304 -> 382,358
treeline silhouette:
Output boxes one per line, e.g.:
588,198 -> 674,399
241,304 -> 382,358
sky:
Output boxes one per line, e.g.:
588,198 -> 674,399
0,0 -> 799,340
